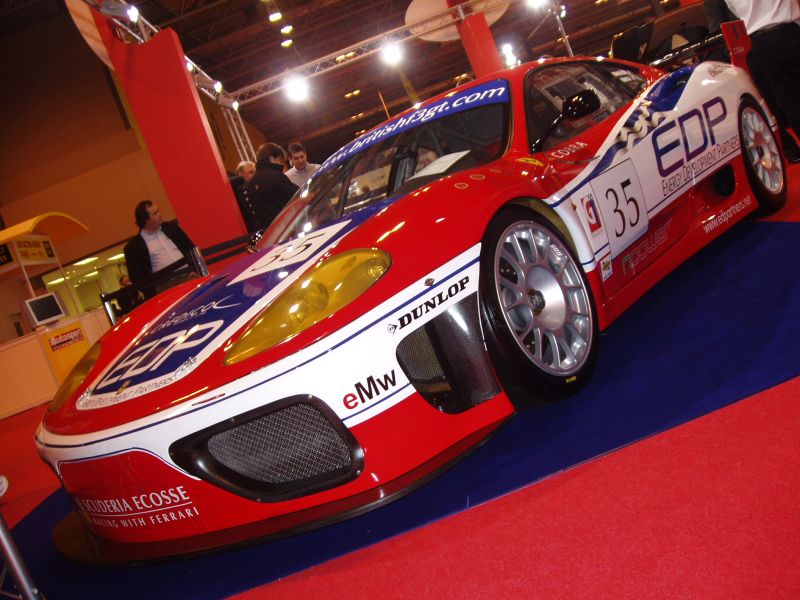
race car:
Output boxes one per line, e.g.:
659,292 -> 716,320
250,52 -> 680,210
37,55 -> 786,564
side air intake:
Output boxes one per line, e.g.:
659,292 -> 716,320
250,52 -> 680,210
396,294 -> 500,413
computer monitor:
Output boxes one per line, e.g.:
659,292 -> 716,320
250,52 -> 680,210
24,293 -> 66,328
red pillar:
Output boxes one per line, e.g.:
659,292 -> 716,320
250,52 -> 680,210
90,9 -> 246,255
446,1 -> 504,78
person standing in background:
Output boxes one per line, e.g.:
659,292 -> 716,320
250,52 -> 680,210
116,275 -> 142,315
246,143 -> 299,230
124,200 -> 197,298
230,160 -> 262,233
285,142 -> 321,188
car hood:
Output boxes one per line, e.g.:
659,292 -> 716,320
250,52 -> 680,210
80,210 -> 378,412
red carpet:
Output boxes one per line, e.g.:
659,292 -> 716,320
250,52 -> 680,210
234,377 -> 800,599
0,405 -> 59,529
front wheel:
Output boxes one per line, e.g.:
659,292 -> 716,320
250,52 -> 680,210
479,207 -> 598,406
738,96 -> 787,213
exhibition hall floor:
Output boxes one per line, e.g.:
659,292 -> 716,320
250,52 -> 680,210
2,162 -> 799,599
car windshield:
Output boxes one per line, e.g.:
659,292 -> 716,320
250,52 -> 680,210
260,79 -> 510,247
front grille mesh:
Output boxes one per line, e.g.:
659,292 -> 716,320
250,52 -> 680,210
207,403 -> 352,484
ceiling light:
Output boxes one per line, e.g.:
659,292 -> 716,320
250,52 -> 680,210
107,253 -> 125,261
218,95 -> 240,111
344,89 -> 361,99
195,72 -> 223,94
281,25 -> 293,35
381,41 -> 402,66
284,75 -> 308,101
281,39 -> 293,48
74,256 -> 99,266
526,0 -> 549,9
97,0 -> 139,23
501,43 -> 519,67
269,11 -> 282,22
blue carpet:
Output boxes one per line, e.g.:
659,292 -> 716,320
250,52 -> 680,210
7,220 -> 800,600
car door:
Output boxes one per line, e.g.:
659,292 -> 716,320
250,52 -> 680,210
524,61 -> 689,296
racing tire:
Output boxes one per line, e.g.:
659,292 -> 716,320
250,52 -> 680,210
479,206 -> 598,407
738,96 -> 787,213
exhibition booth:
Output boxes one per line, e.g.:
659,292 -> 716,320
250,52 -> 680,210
0,213 -> 111,419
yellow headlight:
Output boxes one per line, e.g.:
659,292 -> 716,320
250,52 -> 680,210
48,342 -> 102,413
224,248 -> 391,365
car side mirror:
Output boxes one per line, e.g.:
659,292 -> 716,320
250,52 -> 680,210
562,89 -> 601,120
531,89 -> 602,153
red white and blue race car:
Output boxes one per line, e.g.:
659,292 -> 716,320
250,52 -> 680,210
37,56 -> 786,563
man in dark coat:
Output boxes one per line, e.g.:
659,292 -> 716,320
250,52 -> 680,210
124,200 -> 196,298
246,143 -> 299,231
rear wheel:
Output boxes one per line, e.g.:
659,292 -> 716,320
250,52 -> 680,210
738,96 -> 786,213
479,207 -> 598,406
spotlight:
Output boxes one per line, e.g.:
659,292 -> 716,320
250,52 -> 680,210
525,0 -> 549,9
269,11 -> 282,22
381,41 -> 402,66
281,25 -> 293,35
186,61 -> 195,73
281,39 -> 293,48
195,72 -> 223,94
284,76 -> 308,102
501,43 -> 519,67
218,95 -> 240,111
95,0 -> 140,23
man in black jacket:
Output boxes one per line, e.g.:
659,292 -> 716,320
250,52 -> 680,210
124,200 -> 196,298
246,143 -> 299,231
